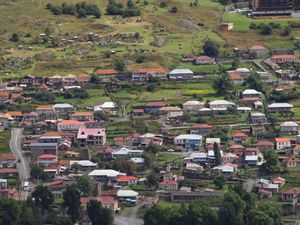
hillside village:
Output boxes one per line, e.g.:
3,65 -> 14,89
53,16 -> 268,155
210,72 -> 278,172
3,0 -> 300,225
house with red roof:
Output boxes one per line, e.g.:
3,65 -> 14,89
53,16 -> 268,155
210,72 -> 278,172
159,181 -> 178,191
77,128 -> 106,148
0,153 -> 17,168
230,74 -> 244,85
116,176 -> 138,186
270,54 -> 299,64
249,45 -> 268,58
80,196 -> 119,212
132,108 -> 145,116
76,73 -> 90,84
57,120 -> 85,132
70,111 -> 94,121
113,133 -> 141,146
229,145 -> 246,157
232,132 -> 247,144
94,69 -> 118,78
283,157 -> 300,168
145,102 -> 166,113
190,124 -> 213,136
0,188 -> 18,199
275,138 -> 291,150
194,56 -> 216,65
132,68 -> 168,81
282,187 -> 300,202
37,154 -> 58,166
255,140 -> 274,151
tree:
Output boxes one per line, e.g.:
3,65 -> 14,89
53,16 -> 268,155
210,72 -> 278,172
30,165 -> 49,181
260,25 -> 272,35
246,72 -> 263,92
220,192 -> 245,225
147,83 -> 157,92
146,172 -> 160,186
10,33 -> 19,42
260,149 -> 281,173
76,175 -> 94,197
0,198 -> 21,225
91,74 -> 100,84
63,185 -> 81,223
213,73 -> 235,96
143,152 -> 155,168
113,157 -> 137,175
282,26 -> 291,36
160,0 -> 167,7
203,39 -> 219,57
213,142 -> 222,165
19,202 -> 37,225
146,143 -> 161,154
144,206 -> 169,225
257,202 -> 283,225
231,58 -> 240,70
171,6 -> 178,13
134,118 -> 148,133
114,58 -> 125,71
94,111 -> 108,121
218,0 -> 231,5
78,8 -> 87,18
246,210 -> 273,225
32,185 -> 54,210
214,175 -> 226,189
87,200 -> 113,225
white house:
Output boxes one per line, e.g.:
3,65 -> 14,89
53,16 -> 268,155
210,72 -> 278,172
174,134 -> 202,151
268,103 -> 293,113
182,101 -> 204,111
275,138 -> 291,150
169,69 -> 194,80
242,89 -> 262,99
209,100 -> 235,109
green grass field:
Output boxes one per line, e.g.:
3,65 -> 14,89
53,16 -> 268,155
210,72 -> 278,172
0,130 -> 11,153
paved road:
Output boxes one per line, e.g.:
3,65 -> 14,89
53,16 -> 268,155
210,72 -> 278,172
9,128 -> 31,201
114,204 -> 143,225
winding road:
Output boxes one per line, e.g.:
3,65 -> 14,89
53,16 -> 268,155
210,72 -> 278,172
114,204 -> 143,225
9,128 -> 31,201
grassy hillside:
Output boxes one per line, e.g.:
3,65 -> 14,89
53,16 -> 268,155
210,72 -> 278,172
1,0 -> 300,77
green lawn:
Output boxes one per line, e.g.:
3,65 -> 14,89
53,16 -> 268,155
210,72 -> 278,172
0,130 -> 11,153
223,13 -> 300,31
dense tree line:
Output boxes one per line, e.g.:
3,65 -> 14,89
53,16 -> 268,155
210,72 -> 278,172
46,2 -> 101,18
0,183 -> 113,225
144,185 -> 283,225
106,0 -> 141,17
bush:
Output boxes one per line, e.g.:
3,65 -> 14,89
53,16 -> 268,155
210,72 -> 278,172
260,25 -> 272,35
203,39 -> 219,57
47,2 -> 101,18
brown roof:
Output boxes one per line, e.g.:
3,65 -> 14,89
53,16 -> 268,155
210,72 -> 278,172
271,54 -> 298,60
135,68 -> 168,73
0,153 -> 16,160
94,69 -> 118,75
6,111 -> 22,117
71,112 -> 93,117
0,92 -> 8,97
230,74 -> 242,80
36,105 -> 53,110
192,124 -> 213,129
255,140 -> 274,147
283,187 -> 300,195
0,168 -> 18,174
146,102 -> 166,107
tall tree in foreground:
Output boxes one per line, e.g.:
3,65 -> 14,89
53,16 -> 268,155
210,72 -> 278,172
213,73 -> 235,97
203,39 -> 219,57
63,185 -> 81,222
87,200 -> 113,225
